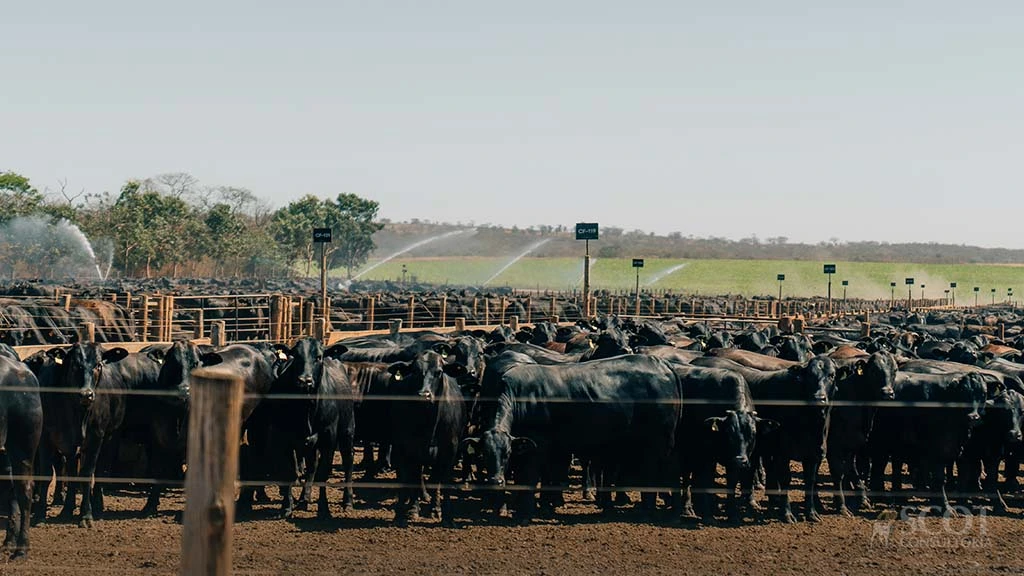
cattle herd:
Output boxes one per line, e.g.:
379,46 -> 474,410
1,301 -> 1024,561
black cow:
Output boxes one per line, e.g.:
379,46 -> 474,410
466,354 -> 682,523
342,361 -> 394,478
269,337 -> 355,519
868,371 -> 988,515
0,345 -> 43,559
387,350 -> 468,527
55,343 -> 160,527
826,352 -> 897,515
192,345 -> 276,516
667,363 -> 773,523
958,388 -> 1023,512
692,355 -> 837,522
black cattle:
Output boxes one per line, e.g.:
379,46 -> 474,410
826,352 -> 897,515
269,337 -> 355,519
0,345 -> 43,559
692,355 -> 837,522
667,363 -> 774,523
53,343 -> 160,527
326,337 -> 453,365
387,350 -> 468,527
466,354 -> 682,523
192,345 -> 276,516
124,341 -> 193,516
578,328 -> 631,361
24,350 -> 70,522
342,361 -> 393,478
957,388 -> 1023,512
868,372 -> 988,515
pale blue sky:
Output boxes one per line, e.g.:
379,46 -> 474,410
3,1 -> 1022,246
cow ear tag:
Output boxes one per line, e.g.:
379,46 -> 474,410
54,357 -> 63,366
710,420 -> 719,432
393,372 -> 403,381
277,351 -> 288,362
856,366 -> 864,376
441,351 -> 449,358
466,444 -> 475,455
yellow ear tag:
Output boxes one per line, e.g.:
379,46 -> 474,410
466,445 -> 475,455
277,351 -> 288,362
54,357 -> 63,366
393,372 -> 403,381
441,351 -> 449,358
711,420 -> 719,432
856,366 -> 864,376
589,340 -> 596,349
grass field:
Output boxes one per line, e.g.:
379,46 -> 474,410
343,257 -> 1024,299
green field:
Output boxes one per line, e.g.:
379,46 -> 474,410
344,257 -> 1024,299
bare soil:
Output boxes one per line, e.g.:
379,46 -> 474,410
4,461 -> 1024,576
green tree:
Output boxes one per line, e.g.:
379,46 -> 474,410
0,171 -> 45,223
269,195 -> 327,277
327,193 -> 385,279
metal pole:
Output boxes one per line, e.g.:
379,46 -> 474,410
778,280 -> 783,303
583,240 -> 591,318
320,241 -> 327,328
635,267 -> 640,317
827,274 -> 832,314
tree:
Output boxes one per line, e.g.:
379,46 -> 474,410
327,193 -> 385,279
0,171 -> 45,224
269,195 -> 327,277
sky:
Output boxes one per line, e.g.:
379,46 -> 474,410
3,1 -> 1022,247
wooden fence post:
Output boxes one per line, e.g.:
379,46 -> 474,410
141,295 -> 151,343
390,319 -> 403,338
180,367 -> 244,576
367,297 -> 375,331
195,308 -> 205,340
454,317 -> 466,333
525,296 -> 532,324
408,296 -> 416,328
63,294 -> 72,312
500,296 -> 507,326
210,320 -> 227,347
484,298 -> 491,326
79,322 -> 95,343
509,315 -> 519,332
303,301 -> 315,337
440,295 -> 448,328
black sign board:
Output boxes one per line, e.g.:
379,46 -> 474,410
890,282 -> 896,287
312,228 -> 332,243
992,288 -> 997,293
841,280 -> 849,286
950,282 -> 957,288
823,264 -> 836,274
632,259 -> 644,268
905,278 -> 915,285
974,287 -> 980,292
575,223 -> 599,240
777,274 -> 785,281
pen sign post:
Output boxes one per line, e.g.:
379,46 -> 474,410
313,228 -> 332,330
576,223 -> 598,318
823,264 -> 836,314
632,258 -> 644,316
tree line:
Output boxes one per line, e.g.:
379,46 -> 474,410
0,171 -> 383,279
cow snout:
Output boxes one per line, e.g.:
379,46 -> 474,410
486,476 -> 505,487
967,412 -> 981,424
734,455 -> 750,467
882,388 -> 895,400
1009,430 -> 1023,444
418,390 -> 433,400
80,388 -> 95,406
813,394 -> 828,405
298,376 -> 315,390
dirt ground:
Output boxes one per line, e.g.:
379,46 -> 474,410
4,460 -> 1024,576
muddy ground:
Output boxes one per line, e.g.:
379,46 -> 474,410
4,461 -> 1024,576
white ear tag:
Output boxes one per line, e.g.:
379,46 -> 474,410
277,351 -> 288,361
54,357 -> 63,366
393,372 -> 403,381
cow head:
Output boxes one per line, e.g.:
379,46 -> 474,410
463,430 -> 536,488
64,343 -> 129,407
790,355 -> 837,409
706,409 -> 777,470
276,337 -> 324,393
156,340 -> 202,405
387,350 -> 464,402
951,372 -> 989,426
450,336 -> 486,389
